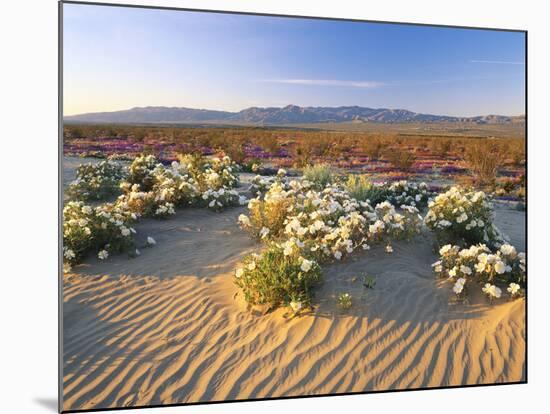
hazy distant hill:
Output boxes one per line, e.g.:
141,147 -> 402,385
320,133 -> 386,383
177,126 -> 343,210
65,105 -> 524,125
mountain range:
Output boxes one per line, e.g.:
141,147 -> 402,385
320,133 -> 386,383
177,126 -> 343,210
64,105 -> 525,125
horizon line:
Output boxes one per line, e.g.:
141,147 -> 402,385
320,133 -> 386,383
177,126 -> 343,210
63,103 -> 525,119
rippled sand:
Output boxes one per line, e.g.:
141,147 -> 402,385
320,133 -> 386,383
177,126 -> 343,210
62,203 -> 525,411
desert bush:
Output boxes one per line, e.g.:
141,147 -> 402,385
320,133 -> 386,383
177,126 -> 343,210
434,139 -> 452,156
385,147 -> 416,170
345,176 -> 432,209
239,178 -> 422,262
126,154 -> 161,191
200,187 -> 246,211
363,138 -> 383,160
258,135 -> 279,155
239,181 -> 295,240
291,141 -> 313,167
303,163 -> 333,190
67,160 -> 127,201
117,154 -> 242,218
234,244 -> 322,311
386,180 -> 432,209
424,186 -> 504,247
465,140 -> 505,185
63,201 -> 137,268
248,174 -> 277,197
432,243 -> 525,299
345,175 -> 387,203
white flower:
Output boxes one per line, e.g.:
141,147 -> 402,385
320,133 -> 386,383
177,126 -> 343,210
135,249 -> 141,256
494,261 -> 506,274
121,227 -> 131,237
452,278 -> 466,294
456,212 -> 468,223
507,282 -> 521,296
147,236 -> 156,246
385,245 -> 393,254
81,205 -> 92,215
290,301 -> 302,312
334,251 -> 342,260
259,227 -> 270,239
482,283 -> 502,299
362,244 -> 370,250
238,214 -> 251,226
300,259 -> 313,272
439,244 -> 452,255
500,244 -> 517,257
247,261 -> 256,271
460,265 -> 472,275
235,268 -> 244,278
64,249 -> 75,260
98,250 -> 109,260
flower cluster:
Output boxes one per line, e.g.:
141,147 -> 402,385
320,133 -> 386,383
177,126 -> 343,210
424,186 -> 503,247
239,178 -> 422,263
345,176 -> 433,209
63,201 -> 137,268
203,155 -> 240,189
386,180 -> 432,209
64,154 -> 245,268
126,154 -> 160,191
248,175 -> 277,197
233,243 -> 322,311
115,154 -> 243,218
66,160 -> 126,201
201,187 -> 247,211
432,243 -> 525,299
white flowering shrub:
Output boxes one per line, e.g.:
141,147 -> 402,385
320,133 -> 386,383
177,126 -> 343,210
248,175 -> 277,197
366,201 -> 423,247
67,160 -> 127,201
386,181 -> 432,209
432,243 -> 525,299
239,181 -> 297,240
201,187 -> 247,211
63,201 -> 136,267
303,164 -> 333,190
345,177 -> 433,209
239,180 -> 422,262
204,155 -> 240,189
126,154 -> 161,191
117,154 -> 243,218
233,243 -> 321,311
424,186 -> 502,247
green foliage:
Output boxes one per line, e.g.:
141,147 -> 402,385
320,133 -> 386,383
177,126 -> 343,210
303,163 -> 333,190
67,160 -> 126,201
337,293 -> 352,309
234,244 -> 322,310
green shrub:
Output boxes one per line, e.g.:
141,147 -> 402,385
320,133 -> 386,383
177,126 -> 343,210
67,160 -> 126,201
424,186 -> 503,247
234,244 -> 321,311
303,164 -> 333,190
345,175 -> 387,203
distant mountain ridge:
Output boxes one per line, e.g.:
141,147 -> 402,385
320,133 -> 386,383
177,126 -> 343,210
64,105 -> 525,125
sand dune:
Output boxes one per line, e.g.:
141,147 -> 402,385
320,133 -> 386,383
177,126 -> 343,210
62,203 -> 526,411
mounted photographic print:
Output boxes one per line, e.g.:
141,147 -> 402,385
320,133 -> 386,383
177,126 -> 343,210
60,1 -> 527,412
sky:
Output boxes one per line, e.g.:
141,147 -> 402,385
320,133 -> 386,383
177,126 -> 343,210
63,3 -> 526,117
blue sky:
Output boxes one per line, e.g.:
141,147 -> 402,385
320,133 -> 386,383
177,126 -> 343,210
63,3 -> 525,117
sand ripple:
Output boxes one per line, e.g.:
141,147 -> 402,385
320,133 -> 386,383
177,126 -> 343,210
62,207 -> 525,411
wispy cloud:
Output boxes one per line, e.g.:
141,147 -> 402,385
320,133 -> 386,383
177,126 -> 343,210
470,60 -> 525,65
259,79 -> 386,88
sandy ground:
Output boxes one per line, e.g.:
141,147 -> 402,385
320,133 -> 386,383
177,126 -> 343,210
62,158 -> 526,411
